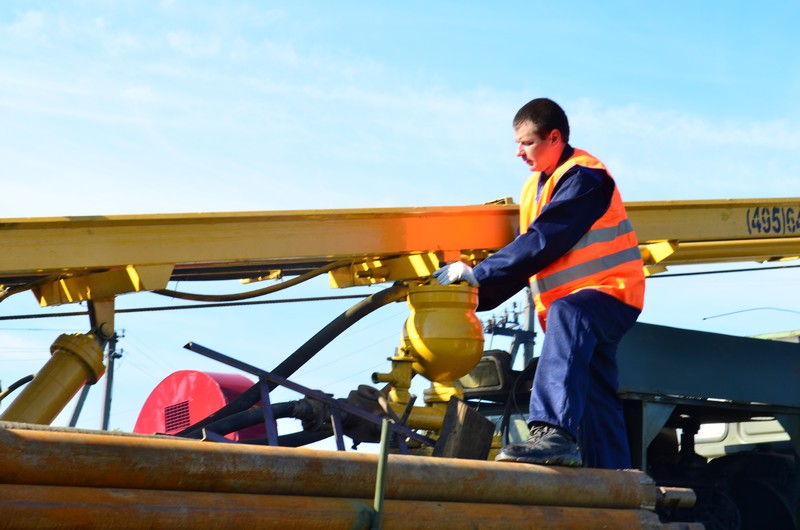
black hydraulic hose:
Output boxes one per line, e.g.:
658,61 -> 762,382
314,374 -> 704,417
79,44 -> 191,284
270,282 -> 409,382
176,282 -> 410,438
277,429 -> 333,447
240,429 -> 333,447
173,383 -> 258,438
185,401 -> 297,439
154,260 -> 352,303
0,275 -> 60,303
0,374 -> 34,403
501,359 -> 538,445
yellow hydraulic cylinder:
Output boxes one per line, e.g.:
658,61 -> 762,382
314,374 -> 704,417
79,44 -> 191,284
401,282 -> 483,383
388,401 -> 448,431
372,283 -> 483,431
0,333 -> 105,425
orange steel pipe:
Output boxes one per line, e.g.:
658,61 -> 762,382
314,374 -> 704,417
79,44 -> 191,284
0,484 -> 692,530
0,425 -> 656,510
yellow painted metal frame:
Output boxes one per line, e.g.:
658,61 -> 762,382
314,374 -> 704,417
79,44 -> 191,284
32,265 -> 173,306
628,198 -> 800,268
329,253 -> 442,287
0,205 -> 517,277
1,198 -> 799,306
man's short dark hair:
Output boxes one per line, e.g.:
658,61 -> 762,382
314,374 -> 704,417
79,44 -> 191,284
513,98 -> 570,143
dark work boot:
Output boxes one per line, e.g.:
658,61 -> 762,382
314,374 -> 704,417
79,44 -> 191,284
495,424 -> 583,467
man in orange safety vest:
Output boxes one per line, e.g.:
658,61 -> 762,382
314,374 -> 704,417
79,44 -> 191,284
435,98 -> 645,469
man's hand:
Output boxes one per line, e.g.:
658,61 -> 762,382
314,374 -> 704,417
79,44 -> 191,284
432,262 -> 479,286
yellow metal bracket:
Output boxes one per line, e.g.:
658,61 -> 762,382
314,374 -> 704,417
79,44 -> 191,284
643,264 -> 669,277
34,264 -> 174,307
640,240 -> 679,265
241,270 -> 283,284
640,240 -> 678,277
459,250 -> 492,266
329,253 -> 440,288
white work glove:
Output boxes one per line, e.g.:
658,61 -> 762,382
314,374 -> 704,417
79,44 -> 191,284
432,262 -> 480,286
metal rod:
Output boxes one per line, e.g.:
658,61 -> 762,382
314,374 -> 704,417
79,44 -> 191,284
394,396 -> 415,455
258,378 -> 279,446
330,410 -> 346,451
68,385 -> 91,427
201,429 -> 233,443
372,418 -> 390,530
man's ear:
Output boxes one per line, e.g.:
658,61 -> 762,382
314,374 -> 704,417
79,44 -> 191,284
549,130 -> 562,145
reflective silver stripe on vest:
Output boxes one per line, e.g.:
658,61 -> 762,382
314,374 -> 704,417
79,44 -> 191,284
530,246 -> 643,296
569,219 -> 635,252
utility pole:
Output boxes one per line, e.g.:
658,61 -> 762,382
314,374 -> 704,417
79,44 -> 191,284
101,331 -> 123,430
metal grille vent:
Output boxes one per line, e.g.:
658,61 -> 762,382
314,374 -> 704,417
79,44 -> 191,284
164,400 -> 191,433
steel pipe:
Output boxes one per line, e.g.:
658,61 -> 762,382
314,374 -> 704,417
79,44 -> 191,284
0,484 -> 699,530
0,425 -> 655,510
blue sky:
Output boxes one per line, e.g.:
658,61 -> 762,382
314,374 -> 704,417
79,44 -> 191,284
1,2 -> 799,441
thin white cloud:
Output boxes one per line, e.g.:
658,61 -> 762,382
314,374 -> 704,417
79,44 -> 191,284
166,30 -> 222,58
120,85 -> 158,103
566,98 -> 800,200
1,3 -> 797,218
5,9 -> 45,36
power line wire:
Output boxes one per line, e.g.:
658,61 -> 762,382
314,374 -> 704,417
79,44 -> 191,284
0,294 -> 369,321
648,263 -> 800,278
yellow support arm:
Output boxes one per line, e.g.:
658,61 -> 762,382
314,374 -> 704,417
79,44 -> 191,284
628,198 -> 800,269
1,198 -> 799,305
0,204 -> 518,304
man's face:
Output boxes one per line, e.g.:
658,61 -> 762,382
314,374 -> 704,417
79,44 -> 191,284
514,121 -> 563,175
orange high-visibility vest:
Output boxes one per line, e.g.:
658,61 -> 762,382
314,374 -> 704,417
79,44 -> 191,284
519,148 -> 645,329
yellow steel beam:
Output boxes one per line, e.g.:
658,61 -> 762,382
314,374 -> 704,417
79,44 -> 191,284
0,205 -> 518,282
1,198 -> 799,300
654,238 -> 800,265
627,197 -> 800,242
628,198 -> 800,268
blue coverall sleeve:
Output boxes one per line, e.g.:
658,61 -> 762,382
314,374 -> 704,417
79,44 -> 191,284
473,166 -> 615,312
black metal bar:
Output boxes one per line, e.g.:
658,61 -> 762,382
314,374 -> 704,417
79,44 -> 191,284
68,385 -> 91,427
202,429 -> 234,443
259,377 -> 279,447
395,396 -> 416,455
330,409 -> 346,451
372,418 -> 390,530
377,394 -> 412,455
184,341 -> 435,447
